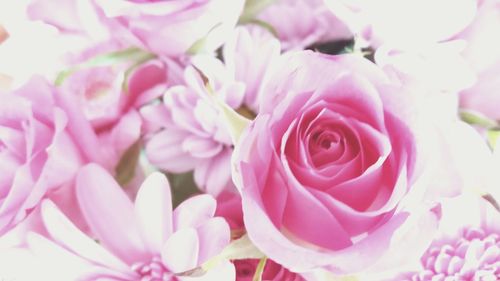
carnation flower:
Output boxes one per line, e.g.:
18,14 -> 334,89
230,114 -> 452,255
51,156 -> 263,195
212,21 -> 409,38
391,195 -> 500,281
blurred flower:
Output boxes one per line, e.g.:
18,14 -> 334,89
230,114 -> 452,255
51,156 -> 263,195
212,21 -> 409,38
0,23 -> 8,44
457,0 -> 500,120
92,0 -> 245,56
26,164 -> 234,280
0,77 -> 83,235
253,0 -> 352,51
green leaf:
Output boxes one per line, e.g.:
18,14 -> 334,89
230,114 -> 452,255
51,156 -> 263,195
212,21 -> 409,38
115,141 -> 142,186
187,22 -> 223,55
487,129 -> 500,150
193,66 -> 251,145
121,52 -> 156,92
244,18 -> 278,38
54,47 -> 155,86
459,110 -> 498,128
239,0 -> 277,23
252,257 -> 267,281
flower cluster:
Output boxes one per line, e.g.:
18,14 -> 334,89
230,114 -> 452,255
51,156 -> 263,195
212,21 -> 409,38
0,0 -> 499,280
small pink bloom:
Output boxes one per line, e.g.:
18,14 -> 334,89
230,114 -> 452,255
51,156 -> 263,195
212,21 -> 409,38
142,65 -> 239,195
26,164 -> 234,280
141,26 -> 281,195
0,77 -> 83,235
57,40 -> 171,175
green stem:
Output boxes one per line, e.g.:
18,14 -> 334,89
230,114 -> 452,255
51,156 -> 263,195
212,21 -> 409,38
252,257 -> 267,281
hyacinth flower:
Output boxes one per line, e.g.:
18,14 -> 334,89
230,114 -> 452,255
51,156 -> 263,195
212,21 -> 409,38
25,164 -> 235,280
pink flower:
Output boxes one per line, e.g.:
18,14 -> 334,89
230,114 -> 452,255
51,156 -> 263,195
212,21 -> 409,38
142,65 -> 241,195
255,0 -> 352,51
27,0 -> 109,40
57,41 -> 170,174
26,164 -> 235,280
92,0 -> 245,56
457,0 -> 500,119
232,51 -> 451,274
201,25 -> 281,113
0,77 -> 83,235
392,195 -> 500,280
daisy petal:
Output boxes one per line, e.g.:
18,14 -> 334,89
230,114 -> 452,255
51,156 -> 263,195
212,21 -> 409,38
135,172 -> 173,252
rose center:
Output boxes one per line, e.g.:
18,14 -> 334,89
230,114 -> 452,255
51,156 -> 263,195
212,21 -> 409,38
84,81 -> 112,101
312,130 -> 340,150
131,256 -> 177,281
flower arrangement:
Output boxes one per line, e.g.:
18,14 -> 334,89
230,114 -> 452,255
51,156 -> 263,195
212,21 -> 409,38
0,1 -> 498,280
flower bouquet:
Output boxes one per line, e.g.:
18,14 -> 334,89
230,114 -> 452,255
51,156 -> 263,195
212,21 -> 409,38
0,0 -> 498,280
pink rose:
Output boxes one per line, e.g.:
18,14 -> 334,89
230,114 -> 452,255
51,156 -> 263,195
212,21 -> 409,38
56,41 -> 172,185
0,77 -> 83,235
28,0 -> 109,40
232,52 -> 445,273
92,0 -> 245,56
